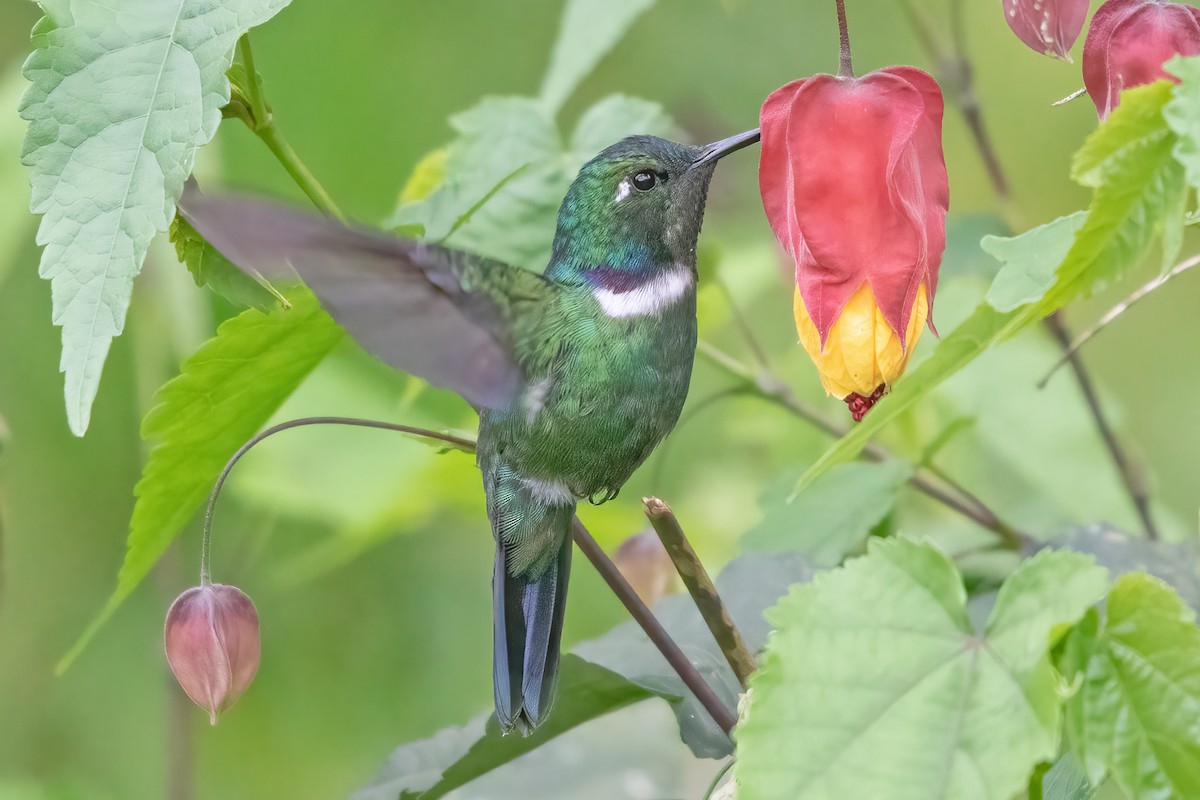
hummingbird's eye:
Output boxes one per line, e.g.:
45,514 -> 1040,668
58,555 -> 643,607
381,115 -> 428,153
631,171 -> 657,191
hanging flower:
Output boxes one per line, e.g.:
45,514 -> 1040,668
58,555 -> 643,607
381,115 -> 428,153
1083,0 -> 1200,118
1003,0 -> 1091,60
759,67 -> 949,420
164,583 -> 261,724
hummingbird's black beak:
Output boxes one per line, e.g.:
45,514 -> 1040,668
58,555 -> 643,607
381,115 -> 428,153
692,128 -> 761,167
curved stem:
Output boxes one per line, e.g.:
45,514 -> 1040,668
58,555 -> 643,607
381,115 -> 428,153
835,0 -> 855,77
199,416 -> 474,585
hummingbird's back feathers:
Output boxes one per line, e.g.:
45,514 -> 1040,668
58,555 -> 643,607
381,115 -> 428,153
178,185 -> 553,411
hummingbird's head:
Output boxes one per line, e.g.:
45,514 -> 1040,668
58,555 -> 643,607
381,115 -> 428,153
549,130 -> 758,275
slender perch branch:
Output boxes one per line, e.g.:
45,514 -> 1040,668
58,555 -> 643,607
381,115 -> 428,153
572,519 -> 739,735
1043,315 -> 1158,540
643,497 -> 757,690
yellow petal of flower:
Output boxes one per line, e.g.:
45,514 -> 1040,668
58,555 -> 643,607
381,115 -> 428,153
794,282 -> 928,399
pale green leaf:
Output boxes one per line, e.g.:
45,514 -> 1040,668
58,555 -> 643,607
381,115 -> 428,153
1039,755 -> 1096,800
568,93 -> 682,157
794,81 -> 1185,493
1073,81 -> 1176,187
19,0 -> 290,434
1162,56 -> 1200,189
1061,573 -> 1200,799
983,212 -> 1086,312
58,293 -> 341,671
539,0 -> 657,113
736,539 -> 1107,800
1054,523 -> 1200,610
744,461 -> 911,566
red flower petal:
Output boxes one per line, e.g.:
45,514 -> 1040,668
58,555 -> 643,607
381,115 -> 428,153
1003,0 -> 1091,60
758,67 -> 948,347
1084,0 -> 1200,117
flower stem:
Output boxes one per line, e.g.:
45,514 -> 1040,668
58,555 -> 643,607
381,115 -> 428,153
643,497 -> 757,690
835,0 -> 855,77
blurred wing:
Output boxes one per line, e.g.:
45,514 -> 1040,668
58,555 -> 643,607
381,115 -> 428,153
178,186 -> 553,410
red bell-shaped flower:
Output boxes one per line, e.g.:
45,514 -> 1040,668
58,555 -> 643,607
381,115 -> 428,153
759,67 -> 949,419
164,583 -> 261,724
1083,0 -> 1200,117
1003,0 -> 1091,60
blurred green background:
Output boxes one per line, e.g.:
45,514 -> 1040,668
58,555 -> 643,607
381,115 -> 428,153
0,1 -> 1195,798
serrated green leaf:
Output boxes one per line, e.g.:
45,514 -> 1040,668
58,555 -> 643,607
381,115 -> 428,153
539,0 -> 657,113
736,539 -> 1108,800
58,292 -> 341,672
1053,523 -> 1200,610
351,656 -> 651,800
19,0 -> 291,435
744,461 -> 911,565
1073,81 -> 1175,187
983,212 -> 1086,312
1061,573 -> 1200,799
169,215 -> 281,311
793,81 -> 1185,494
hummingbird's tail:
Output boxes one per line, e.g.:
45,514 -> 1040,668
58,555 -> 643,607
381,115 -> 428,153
485,466 -> 576,734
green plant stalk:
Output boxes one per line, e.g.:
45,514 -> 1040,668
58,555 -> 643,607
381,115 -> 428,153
643,497 -> 757,689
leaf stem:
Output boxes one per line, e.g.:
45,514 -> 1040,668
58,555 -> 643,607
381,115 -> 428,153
1043,314 -> 1158,540
571,517 -> 739,736
199,416 -> 474,585
233,35 -> 345,221
642,497 -> 757,690
834,0 -> 855,78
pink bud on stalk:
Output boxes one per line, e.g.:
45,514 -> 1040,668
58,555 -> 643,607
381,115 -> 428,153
164,584 -> 261,724
1083,0 -> 1200,117
1003,0 -> 1091,60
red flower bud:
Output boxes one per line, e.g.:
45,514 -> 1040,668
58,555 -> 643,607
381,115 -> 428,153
759,68 -> 949,417
164,584 -> 261,724
613,530 -> 675,607
1083,0 -> 1200,117
1003,0 -> 1091,60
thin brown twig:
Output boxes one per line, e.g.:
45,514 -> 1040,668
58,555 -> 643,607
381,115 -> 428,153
643,497 -> 757,690
1043,315 -> 1158,540
572,518 -> 739,735
834,0 -> 855,77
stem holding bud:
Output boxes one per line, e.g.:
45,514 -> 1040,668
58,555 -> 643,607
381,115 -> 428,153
835,0 -> 855,77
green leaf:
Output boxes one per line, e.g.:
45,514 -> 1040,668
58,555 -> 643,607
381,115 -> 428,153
575,552 -> 817,758
351,656 -> 652,800
744,461 -> 911,566
19,0 -> 291,435
391,93 -> 677,271
58,293 -> 341,672
1061,573 -> 1200,798
538,0 -> 658,113
1039,755 -> 1096,800
983,212 -> 1086,313
736,540 -> 1108,800
793,81 -> 1185,494
169,215 -> 281,311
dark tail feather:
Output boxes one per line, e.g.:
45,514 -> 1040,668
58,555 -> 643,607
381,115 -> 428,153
493,533 -> 572,734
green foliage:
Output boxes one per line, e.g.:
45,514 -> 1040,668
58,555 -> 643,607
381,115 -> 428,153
539,0 -> 658,113
19,0 -> 291,435
1060,574 -> 1200,799
352,656 -> 652,800
983,213 -> 1086,312
1054,524 -> 1200,610
169,215 -> 281,312
736,541 -> 1108,800
1166,56 -> 1200,192
58,292 -> 341,671
1036,756 -> 1096,800
744,461 -> 911,565
793,81 -> 1186,493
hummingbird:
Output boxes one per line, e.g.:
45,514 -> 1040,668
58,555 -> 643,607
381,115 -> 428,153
179,128 -> 759,734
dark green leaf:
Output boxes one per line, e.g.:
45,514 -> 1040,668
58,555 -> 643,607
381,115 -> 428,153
19,0 -> 291,435
58,293 -> 342,671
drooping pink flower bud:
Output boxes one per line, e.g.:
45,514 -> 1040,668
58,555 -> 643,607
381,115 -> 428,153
759,67 -> 949,419
164,584 -> 261,724
613,530 -> 676,607
1003,0 -> 1091,60
1083,0 -> 1200,117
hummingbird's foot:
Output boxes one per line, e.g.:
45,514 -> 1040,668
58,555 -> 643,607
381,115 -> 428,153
845,385 -> 886,422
